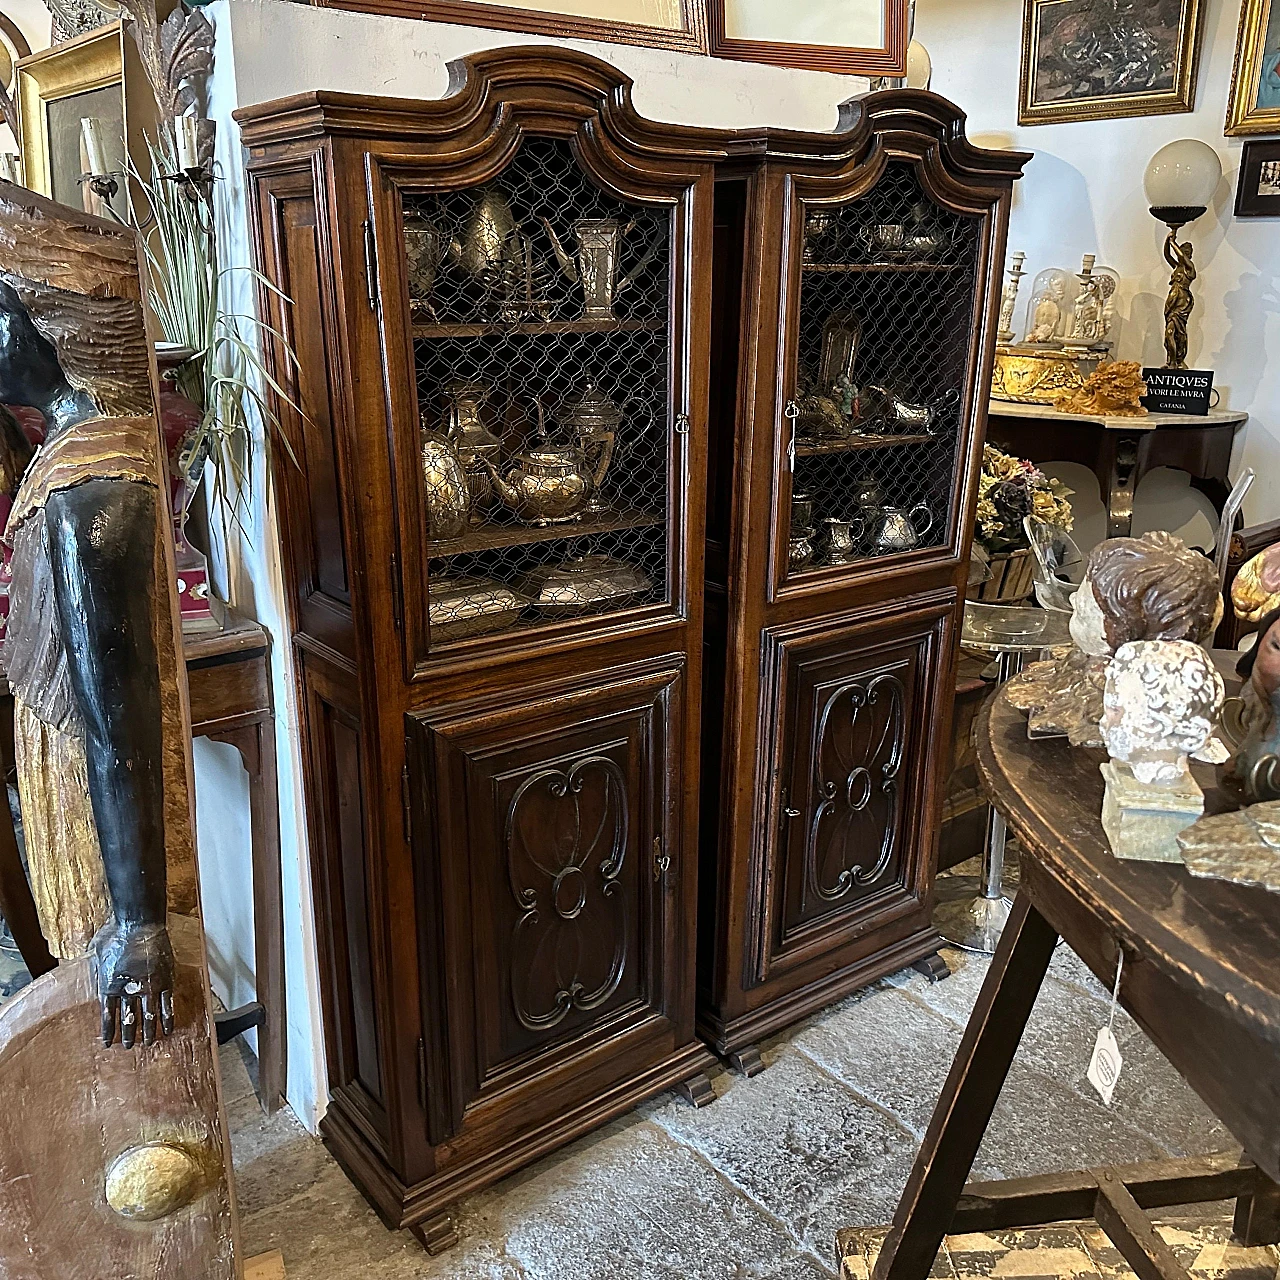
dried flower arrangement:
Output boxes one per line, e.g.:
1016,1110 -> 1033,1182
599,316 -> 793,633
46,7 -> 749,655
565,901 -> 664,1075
976,444 -> 1074,555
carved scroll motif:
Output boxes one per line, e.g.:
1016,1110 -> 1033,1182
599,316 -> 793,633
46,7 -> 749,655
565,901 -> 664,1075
506,754 -> 629,1032
803,672 -> 905,911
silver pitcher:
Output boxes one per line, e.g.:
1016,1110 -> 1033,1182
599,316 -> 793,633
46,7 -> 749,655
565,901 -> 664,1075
819,516 -> 862,566
866,504 -> 934,554
421,422 -> 472,541
444,381 -> 504,525
544,217 -> 660,322
560,380 -> 622,514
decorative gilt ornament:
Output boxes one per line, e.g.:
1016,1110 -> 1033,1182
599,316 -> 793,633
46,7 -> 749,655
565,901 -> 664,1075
105,1142 -> 205,1221
1055,361 -> 1148,417
991,344 -> 1095,405
1231,544 -> 1280,623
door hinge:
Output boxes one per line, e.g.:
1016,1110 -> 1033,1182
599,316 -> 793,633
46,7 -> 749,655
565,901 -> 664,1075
401,763 -> 412,842
389,549 -> 404,632
416,1036 -> 427,1111
653,835 -> 671,882
362,218 -> 379,312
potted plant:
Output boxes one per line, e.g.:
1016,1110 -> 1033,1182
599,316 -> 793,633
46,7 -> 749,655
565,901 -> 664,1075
971,444 -> 1074,602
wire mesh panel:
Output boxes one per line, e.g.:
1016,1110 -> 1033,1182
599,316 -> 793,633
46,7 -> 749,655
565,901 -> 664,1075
785,161 -> 982,580
403,137 -> 673,651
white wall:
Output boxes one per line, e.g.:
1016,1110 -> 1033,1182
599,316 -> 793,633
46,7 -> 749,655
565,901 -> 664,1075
917,0 -> 1279,530
206,0 -> 874,1130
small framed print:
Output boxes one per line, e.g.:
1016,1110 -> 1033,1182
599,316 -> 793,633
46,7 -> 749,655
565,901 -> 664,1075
1235,139 -> 1280,216
1019,0 -> 1205,127
706,0 -> 907,76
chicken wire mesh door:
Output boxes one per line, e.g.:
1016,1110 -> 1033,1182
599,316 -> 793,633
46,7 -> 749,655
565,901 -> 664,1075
403,137 -> 674,652
783,161 -> 982,582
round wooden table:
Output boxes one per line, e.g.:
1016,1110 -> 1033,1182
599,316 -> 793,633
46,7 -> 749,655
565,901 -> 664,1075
861,688 -> 1280,1280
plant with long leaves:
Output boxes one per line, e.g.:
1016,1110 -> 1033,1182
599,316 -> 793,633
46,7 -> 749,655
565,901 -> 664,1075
130,126 -> 300,523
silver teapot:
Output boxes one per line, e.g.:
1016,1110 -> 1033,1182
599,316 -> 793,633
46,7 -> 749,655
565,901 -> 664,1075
865,504 -> 935,554
484,439 -> 594,526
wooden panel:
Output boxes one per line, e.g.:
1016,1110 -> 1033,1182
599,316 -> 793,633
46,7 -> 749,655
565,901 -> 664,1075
753,595 -> 953,985
300,658 -> 387,1133
248,160 -> 354,658
186,652 -> 271,732
407,659 -> 685,1144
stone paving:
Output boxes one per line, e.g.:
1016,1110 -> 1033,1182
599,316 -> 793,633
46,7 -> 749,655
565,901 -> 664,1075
225,940 -> 1234,1280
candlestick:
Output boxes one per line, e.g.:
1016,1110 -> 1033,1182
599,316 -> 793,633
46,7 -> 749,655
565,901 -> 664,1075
176,115 -> 200,172
80,117 -> 109,178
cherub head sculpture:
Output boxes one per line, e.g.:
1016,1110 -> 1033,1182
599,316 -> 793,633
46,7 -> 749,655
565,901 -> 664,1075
1102,640 -> 1224,786
1070,531 -> 1221,659
1232,544 -> 1280,625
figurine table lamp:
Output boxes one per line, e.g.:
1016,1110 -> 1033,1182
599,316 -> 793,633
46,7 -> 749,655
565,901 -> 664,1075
1144,139 -> 1222,370
1100,640 -> 1224,862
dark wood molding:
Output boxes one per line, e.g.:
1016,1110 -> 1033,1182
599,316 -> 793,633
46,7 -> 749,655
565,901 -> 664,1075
707,0 -> 908,76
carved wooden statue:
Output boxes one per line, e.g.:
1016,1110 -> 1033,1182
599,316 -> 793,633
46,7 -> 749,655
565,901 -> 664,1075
0,182 -> 235,1275
1007,531 -> 1221,747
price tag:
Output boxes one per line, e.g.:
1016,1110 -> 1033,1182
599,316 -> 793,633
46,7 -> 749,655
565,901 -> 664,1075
1087,949 -> 1125,1107
1088,1026 -> 1124,1107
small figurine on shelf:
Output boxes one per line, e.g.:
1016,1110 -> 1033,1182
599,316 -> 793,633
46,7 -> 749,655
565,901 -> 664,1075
998,251 -> 1026,343
1055,361 -> 1148,417
1024,269 -> 1072,344
1221,606 -> 1280,804
1099,639 -> 1224,862
1007,530 -> 1221,746
1062,255 -> 1119,353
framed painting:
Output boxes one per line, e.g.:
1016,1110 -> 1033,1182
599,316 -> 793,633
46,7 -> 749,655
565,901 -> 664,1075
15,24 -> 123,211
310,0 -> 710,54
706,0 -> 907,76
1235,139 -> 1280,215
1226,0 -> 1280,135
1019,0 -> 1205,126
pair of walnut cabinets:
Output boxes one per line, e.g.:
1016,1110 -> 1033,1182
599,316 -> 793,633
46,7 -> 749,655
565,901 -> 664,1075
237,49 -> 1026,1250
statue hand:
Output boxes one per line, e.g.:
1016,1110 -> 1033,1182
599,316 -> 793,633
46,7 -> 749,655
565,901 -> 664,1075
94,921 -> 176,1049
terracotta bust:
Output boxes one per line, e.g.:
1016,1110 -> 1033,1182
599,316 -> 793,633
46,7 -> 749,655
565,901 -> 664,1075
1008,530 -> 1221,747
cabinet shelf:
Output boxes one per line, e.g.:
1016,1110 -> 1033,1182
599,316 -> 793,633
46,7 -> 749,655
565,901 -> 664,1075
413,317 -> 666,340
801,262 -> 969,274
795,431 -> 937,457
428,507 -> 663,557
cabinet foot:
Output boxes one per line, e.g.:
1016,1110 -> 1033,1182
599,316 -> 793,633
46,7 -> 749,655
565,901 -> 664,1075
728,1045 -> 766,1078
677,1072 -> 716,1108
912,952 -> 951,983
410,1210 -> 459,1255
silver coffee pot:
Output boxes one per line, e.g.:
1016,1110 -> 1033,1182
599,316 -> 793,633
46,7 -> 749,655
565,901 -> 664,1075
865,504 -> 935,554
560,380 -> 622,514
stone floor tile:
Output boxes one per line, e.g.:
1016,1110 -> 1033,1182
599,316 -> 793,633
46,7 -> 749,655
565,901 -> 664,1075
643,1046 -> 917,1247
790,986 -> 962,1137
228,1091 -> 334,1217
797,1140 -> 917,1262
481,1121 -> 804,1280
218,1039 -> 260,1108
1048,943 -> 1113,1005
240,1161 -> 418,1279
893,948 -> 990,1027
975,1062 -> 1169,1181
760,1249 -> 840,1279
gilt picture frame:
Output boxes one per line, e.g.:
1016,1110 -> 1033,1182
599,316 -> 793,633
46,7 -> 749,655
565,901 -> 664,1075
1226,0 -> 1280,136
1019,0 -> 1205,127
706,0 -> 906,76
310,0 -> 711,54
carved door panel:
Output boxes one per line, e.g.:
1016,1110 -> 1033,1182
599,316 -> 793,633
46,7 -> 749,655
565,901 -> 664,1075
406,660 -> 684,1142
754,598 -> 953,984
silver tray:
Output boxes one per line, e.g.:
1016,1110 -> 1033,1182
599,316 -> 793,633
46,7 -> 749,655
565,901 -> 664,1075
428,575 -> 529,641
517,555 -> 652,616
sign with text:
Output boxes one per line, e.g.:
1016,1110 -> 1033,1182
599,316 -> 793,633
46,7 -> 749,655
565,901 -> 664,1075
1141,368 -> 1215,416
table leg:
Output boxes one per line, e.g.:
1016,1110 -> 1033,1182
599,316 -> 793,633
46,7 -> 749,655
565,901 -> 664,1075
870,892 -> 1060,1280
1101,432 -> 1143,541
1233,1160 -> 1280,1246
205,719 -> 286,1115
936,651 -> 1024,954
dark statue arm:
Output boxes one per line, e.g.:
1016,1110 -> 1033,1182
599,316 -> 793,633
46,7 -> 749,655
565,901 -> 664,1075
45,477 -> 175,1049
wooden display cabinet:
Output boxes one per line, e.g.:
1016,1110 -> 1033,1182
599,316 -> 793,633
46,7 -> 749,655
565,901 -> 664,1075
697,97 -> 1028,1069
239,49 -> 1026,1249
237,50 -> 720,1250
